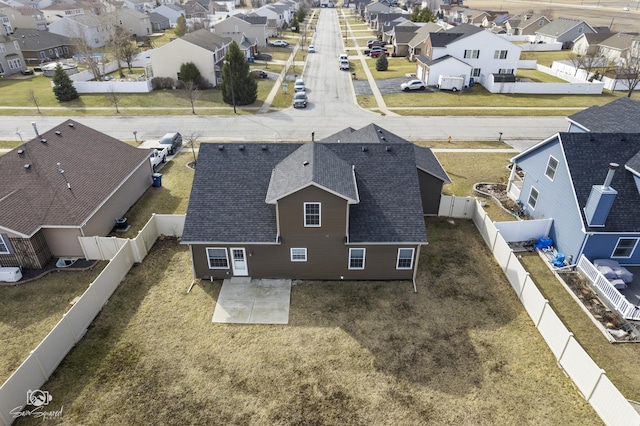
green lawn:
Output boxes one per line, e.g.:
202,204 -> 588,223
516,69 -> 567,83
367,57 -> 416,79
520,50 -> 573,67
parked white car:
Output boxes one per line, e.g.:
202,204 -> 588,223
294,78 -> 305,92
271,40 -> 290,47
400,79 -> 426,91
308,45 -> 316,53
339,60 -> 350,71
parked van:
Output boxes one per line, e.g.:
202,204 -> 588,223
0,267 -> 22,283
437,75 -> 464,92
339,54 -> 348,61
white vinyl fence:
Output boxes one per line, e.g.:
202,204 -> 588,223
494,218 -> 552,243
0,214 -> 185,426
457,197 -> 640,426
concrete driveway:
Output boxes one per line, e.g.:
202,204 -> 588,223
212,277 -> 292,324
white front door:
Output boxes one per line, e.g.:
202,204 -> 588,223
231,248 -> 248,276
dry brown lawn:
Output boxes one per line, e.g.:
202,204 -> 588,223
14,219 -> 601,425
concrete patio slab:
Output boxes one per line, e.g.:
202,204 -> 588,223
213,278 -> 292,324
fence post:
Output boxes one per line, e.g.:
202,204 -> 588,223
557,333 -> 574,363
492,229 -> 500,252
536,300 -> 549,327
30,349 -> 48,382
585,370 -> 606,402
503,250 -> 513,272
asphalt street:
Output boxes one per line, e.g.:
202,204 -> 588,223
0,9 -> 569,151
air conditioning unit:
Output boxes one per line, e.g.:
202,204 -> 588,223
0,267 -> 22,283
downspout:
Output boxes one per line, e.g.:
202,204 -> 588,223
506,161 -> 517,194
186,244 -> 197,293
412,244 -> 423,293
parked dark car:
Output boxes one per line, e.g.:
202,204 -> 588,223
370,50 -> 389,58
20,68 -> 34,75
293,91 -> 308,108
367,40 -> 386,48
159,132 -> 182,155
251,69 -> 269,79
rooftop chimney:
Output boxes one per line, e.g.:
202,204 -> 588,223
584,163 -> 619,227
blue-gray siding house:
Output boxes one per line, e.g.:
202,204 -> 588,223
507,132 -> 640,266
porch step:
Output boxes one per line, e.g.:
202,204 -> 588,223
230,276 -> 252,284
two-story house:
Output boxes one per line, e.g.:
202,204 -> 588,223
407,22 -> 445,62
535,17 -> 596,49
415,23 -> 521,87
150,29 -> 231,87
48,14 -> 112,49
0,5 -> 47,30
123,0 -> 155,13
212,13 -> 268,47
252,5 -> 285,29
152,4 -> 185,28
114,8 -> 152,38
384,20 -> 418,57
0,29 -> 26,75
181,124 -> 450,282
12,28 -> 74,65
597,33 -> 635,65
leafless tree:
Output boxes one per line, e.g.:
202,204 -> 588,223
28,89 -> 41,114
106,85 -> 121,113
616,50 -> 640,97
182,80 -> 201,114
184,132 -> 200,167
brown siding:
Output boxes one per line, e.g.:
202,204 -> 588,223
190,186 -> 420,280
42,227 -> 83,257
417,170 -> 444,215
0,231 -> 51,269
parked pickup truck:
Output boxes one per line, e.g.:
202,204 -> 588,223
148,146 -> 168,172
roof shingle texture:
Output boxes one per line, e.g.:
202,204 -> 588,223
0,120 -> 150,236
568,97 -> 640,133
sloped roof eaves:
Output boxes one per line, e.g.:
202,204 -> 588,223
0,120 -> 150,235
13,29 -> 73,50
536,18 -> 586,37
599,33 -> 634,50
181,29 -> 231,51
414,146 -> 451,183
560,133 -> 640,232
567,97 -> 640,133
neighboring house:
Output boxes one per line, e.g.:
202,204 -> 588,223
150,29 -> 231,87
212,13 -> 268,47
114,8 -> 152,38
48,14 -> 112,49
415,54 -> 472,86
364,0 -> 391,22
571,32 -> 612,56
0,120 -> 152,269
183,0 -> 208,23
0,13 -> 12,34
504,14 -> 549,36
181,124 -> 450,281
123,0 -> 155,13
597,33 -> 634,65
266,3 -> 290,26
12,28 -> 74,64
385,21 -> 418,57
407,22 -> 445,61
506,132 -> 640,266
149,12 -> 170,32
0,6 -> 47,30
40,1 -> 87,24
369,12 -> 407,34
153,4 -> 185,28
566,97 -> 640,133
0,33 -> 26,75
417,23 -> 521,86
447,7 -> 489,26
535,17 -> 596,48
252,5 -> 284,29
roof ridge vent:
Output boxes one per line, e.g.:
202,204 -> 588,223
381,137 -> 386,141
24,164 -> 31,169
218,145 -> 224,150
261,144 -> 267,150
386,146 -> 392,152
303,160 -> 309,166
362,146 -> 368,152
55,130 -> 62,136
40,138 -> 47,144
17,149 -> 24,155
239,144 -> 245,150
68,123 -> 74,128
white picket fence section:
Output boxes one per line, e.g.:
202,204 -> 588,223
0,214 -> 185,426
464,197 -> 640,426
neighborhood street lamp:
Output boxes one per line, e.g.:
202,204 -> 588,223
133,130 -> 138,143
223,60 -> 237,114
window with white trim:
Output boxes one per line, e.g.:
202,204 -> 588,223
464,49 -> 479,59
290,248 -> 307,262
348,248 -> 366,270
7,58 -> 22,70
0,43 -> 5,53
206,247 -> 229,269
612,238 -> 638,258
396,248 -> 415,270
304,202 -> 321,227
471,68 -> 481,77
498,68 -> 514,74
39,51 -> 46,59
494,50 -> 508,59
545,156 -> 558,180
0,63 -> 4,74
527,186 -> 539,209
0,235 -> 9,254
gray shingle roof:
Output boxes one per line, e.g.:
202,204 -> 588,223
320,123 -> 409,145
13,29 -> 73,51
181,29 -> 230,51
265,142 -> 359,204
567,97 -> 640,133
0,120 -> 150,236
599,33 -> 634,51
408,22 -> 444,48
149,12 -> 169,24
235,13 -> 267,25
414,146 -> 451,183
536,17 -> 586,37
182,126 -> 438,244
559,133 -> 640,232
